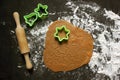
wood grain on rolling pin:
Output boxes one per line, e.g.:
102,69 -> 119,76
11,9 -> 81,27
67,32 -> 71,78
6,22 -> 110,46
15,26 -> 30,54
13,12 -> 32,69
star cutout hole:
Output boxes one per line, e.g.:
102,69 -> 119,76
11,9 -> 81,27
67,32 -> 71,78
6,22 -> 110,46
38,7 -> 46,15
57,28 -> 67,39
34,3 -> 48,19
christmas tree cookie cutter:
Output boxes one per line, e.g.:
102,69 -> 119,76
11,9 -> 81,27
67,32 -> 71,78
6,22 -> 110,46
34,3 -> 48,19
23,12 -> 38,27
54,25 -> 70,42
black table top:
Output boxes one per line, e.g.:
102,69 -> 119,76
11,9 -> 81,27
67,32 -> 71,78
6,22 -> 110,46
0,0 -> 120,80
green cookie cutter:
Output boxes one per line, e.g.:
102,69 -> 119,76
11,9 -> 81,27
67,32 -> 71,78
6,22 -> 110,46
23,12 -> 38,27
54,25 -> 70,42
23,3 -> 48,27
34,3 -> 48,19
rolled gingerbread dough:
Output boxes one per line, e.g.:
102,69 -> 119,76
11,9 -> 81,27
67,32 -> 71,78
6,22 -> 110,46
43,20 -> 93,72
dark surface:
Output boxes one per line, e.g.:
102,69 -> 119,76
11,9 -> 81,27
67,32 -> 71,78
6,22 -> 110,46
0,0 -> 120,80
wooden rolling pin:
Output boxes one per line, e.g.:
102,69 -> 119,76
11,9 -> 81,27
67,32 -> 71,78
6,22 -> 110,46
13,12 -> 33,69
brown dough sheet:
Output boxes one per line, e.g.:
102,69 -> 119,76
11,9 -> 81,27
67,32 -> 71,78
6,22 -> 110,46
43,20 -> 93,72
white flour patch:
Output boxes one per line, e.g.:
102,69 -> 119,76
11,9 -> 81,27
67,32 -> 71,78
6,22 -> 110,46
104,9 -> 120,31
67,1 -> 120,80
24,21 -> 53,71
65,1 -> 120,79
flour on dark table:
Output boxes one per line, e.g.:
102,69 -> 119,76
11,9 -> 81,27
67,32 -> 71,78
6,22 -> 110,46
10,0 -> 120,80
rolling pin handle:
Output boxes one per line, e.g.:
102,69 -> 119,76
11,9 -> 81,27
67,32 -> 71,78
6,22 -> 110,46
24,53 -> 33,69
13,12 -> 21,27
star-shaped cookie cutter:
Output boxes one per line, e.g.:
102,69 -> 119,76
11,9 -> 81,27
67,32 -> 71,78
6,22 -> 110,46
54,25 -> 70,42
23,12 -> 38,27
34,3 -> 48,19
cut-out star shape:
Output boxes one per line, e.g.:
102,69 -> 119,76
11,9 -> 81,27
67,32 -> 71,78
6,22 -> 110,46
34,3 -> 48,19
54,25 -> 70,42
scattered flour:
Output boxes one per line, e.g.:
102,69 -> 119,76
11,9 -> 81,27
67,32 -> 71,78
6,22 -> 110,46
13,0 -> 120,80
65,1 -> 120,79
